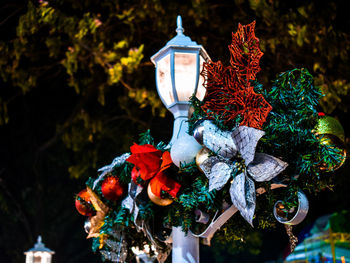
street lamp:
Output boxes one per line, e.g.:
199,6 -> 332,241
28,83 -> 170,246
24,236 -> 54,263
151,15 -> 210,263
151,15 -> 210,146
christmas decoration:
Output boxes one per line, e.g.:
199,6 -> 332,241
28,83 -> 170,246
273,191 -> 309,225
147,183 -> 173,206
315,115 -> 347,172
101,176 -> 125,201
75,21 -> 346,263
86,187 -> 110,239
195,147 -> 211,173
201,21 -> 272,130
316,115 -> 345,142
75,189 -> 95,217
318,135 -> 347,172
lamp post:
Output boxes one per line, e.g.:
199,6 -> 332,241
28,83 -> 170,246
151,16 -> 210,263
151,15 -> 209,146
24,236 -> 54,263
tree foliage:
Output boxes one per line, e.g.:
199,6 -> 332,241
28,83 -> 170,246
0,0 -> 349,262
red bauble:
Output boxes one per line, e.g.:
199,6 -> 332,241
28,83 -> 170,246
101,176 -> 125,201
75,189 -> 95,216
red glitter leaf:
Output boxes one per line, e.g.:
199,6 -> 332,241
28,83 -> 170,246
201,21 -> 271,129
229,21 -> 263,87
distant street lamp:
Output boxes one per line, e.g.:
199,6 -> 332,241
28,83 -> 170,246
151,15 -> 209,146
151,15 -> 210,263
24,236 -> 54,263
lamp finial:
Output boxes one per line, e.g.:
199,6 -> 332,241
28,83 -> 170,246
176,15 -> 184,35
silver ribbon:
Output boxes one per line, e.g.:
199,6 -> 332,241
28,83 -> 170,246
121,182 -> 143,230
98,153 -> 131,172
93,153 -> 131,190
100,235 -> 128,263
202,120 -> 237,159
247,153 -> 288,182
231,126 -> 265,166
229,172 -> 256,226
208,162 -> 234,192
195,209 -> 210,224
273,190 -> 309,225
192,205 -> 238,245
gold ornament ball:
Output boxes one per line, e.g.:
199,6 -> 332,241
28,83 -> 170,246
316,116 -> 345,142
196,147 -> 211,172
147,184 -> 173,206
318,134 -> 347,172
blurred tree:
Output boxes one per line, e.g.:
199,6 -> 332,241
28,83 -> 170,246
0,0 -> 349,262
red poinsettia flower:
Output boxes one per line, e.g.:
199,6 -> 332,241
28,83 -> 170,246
126,143 -> 163,181
126,144 -> 180,198
149,172 -> 181,198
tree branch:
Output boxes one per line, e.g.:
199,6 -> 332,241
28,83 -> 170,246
0,6 -> 24,27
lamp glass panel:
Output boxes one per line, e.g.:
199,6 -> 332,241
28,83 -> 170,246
174,52 -> 197,102
156,54 -> 174,107
34,255 -> 41,263
195,55 -> 206,101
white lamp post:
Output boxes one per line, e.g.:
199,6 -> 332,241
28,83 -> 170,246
24,236 -> 54,263
151,15 -> 210,263
151,15 -> 209,146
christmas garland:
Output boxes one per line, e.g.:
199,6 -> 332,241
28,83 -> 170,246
75,21 -> 347,262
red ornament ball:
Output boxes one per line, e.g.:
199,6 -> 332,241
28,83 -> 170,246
101,176 -> 125,201
75,189 -> 95,216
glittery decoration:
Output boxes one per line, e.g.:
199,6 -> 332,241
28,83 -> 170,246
105,239 -> 120,249
196,147 -> 211,172
121,182 -> 143,228
121,195 -> 134,211
198,121 -> 287,225
232,126 -> 265,166
208,162 -> 233,191
202,120 -> 237,159
285,224 -> 298,253
86,187 -> 110,239
229,172 -> 256,226
193,123 -> 205,145
316,115 -> 345,142
200,156 -> 222,176
318,134 -> 347,172
100,238 -> 128,262
201,22 -> 272,129
247,153 -> 288,182
98,153 -> 131,173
